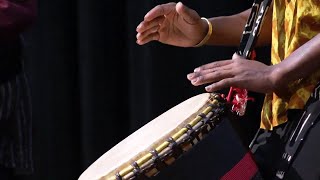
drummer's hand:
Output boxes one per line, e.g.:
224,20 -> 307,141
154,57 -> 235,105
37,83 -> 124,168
136,2 -> 208,47
187,53 -> 281,94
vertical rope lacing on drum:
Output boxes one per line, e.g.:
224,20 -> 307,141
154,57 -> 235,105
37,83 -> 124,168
131,162 -> 142,177
115,172 -> 122,180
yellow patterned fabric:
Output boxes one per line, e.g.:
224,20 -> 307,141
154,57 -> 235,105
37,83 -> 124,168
260,0 -> 320,130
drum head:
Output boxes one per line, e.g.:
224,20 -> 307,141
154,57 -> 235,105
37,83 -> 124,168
79,93 -> 212,180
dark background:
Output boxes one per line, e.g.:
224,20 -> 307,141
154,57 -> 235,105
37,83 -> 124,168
21,0 -> 270,179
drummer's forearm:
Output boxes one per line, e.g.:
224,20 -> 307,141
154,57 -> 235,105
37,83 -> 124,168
271,34 -> 320,88
205,8 -> 272,47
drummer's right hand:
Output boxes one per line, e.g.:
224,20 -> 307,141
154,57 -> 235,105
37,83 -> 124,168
136,2 -> 208,47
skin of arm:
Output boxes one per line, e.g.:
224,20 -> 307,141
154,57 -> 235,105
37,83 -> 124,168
136,2 -> 272,48
272,33 -> 320,92
137,2 -> 320,97
205,6 -> 272,47
187,33 -> 320,96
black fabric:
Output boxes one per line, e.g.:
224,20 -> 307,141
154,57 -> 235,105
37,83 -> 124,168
251,109 -> 320,180
250,110 -> 304,179
0,166 -> 31,180
153,117 -> 251,180
274,101 -> 320,179
251,82 -> 320,179
0,166 -> 13,180
0,37 -> 23,84
18,0 -> 273,179
250,121 -> 291,179
0,72 -> 33,175
287,112 -> 320,180
252,171 -> 265,180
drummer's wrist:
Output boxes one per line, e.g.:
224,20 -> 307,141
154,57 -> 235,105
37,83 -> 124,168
269,63 -> 291,96
194,17 -> 213,47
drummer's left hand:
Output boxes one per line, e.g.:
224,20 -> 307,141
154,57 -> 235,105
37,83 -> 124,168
187,53 -> 279,93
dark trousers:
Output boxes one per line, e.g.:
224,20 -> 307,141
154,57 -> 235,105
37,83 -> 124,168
0,166 -> 14,180
250,110 -> 320,180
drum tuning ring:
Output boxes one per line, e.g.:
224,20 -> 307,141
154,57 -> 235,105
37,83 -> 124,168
167,137 -> 178,148
198,113 -> 206,118
211,99 -> 219,105
211,93 -> 220,98
185,124 -> 195,138
131,161 -> 142,176
150,149 -> 160,161
115,172 -> 122,180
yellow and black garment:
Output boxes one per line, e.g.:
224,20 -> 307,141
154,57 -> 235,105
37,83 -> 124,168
261,0 -> 320,130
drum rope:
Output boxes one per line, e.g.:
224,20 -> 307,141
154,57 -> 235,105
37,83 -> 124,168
108,93 -> 227,180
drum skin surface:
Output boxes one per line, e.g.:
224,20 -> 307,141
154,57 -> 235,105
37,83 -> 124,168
79,93 -> 212,180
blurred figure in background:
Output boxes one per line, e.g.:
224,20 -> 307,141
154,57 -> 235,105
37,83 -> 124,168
0,0 -> 36,179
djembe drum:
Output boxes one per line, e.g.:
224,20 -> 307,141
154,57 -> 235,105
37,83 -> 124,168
78,93 -> 254,180
79,0 -> 274,178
